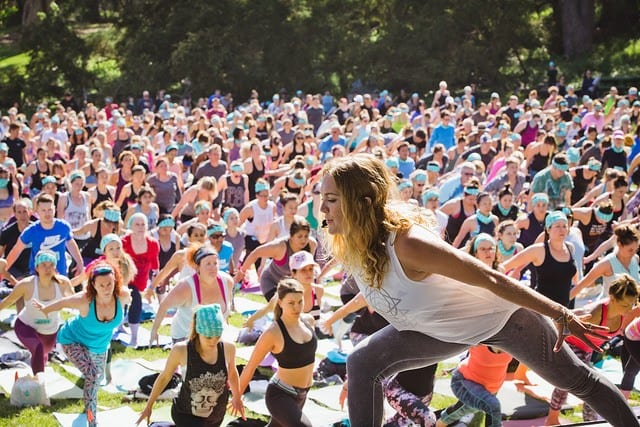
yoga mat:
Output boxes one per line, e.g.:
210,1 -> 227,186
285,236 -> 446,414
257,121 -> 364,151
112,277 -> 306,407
0,366 -> 83,399
0,308 -> 17,325
316,338 -> 353,357
0,329 -> 25,348
54,406 -> 139,427
308,384 -> 344,411
235,345 -> 277,368
112,327 -> 172,349
243,391 -> 346,426
234,297 -> 266,313
0,336 -> 25,355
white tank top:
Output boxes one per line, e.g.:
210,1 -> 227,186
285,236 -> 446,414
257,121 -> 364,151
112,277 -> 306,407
602,252 -> 640,299
18,277 -> 62,335
244,199 -> 276,243
275,216 -> 289,239
354,230 -> 519,345
64,192 -> 90,239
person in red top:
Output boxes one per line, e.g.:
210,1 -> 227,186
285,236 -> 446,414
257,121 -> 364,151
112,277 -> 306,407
437,345 -> 512,427
122,212 -> 159,347
545,274 -> 639,426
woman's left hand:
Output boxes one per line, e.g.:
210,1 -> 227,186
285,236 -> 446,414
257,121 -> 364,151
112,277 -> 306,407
553,311 -> 610,353
228,395 -> 246,420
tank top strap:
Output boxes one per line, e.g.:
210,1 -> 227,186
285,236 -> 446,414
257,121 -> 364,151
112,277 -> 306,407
193,273 -> 202,304
32,276 -> 40,300
276,318 -> 292,343
216,274 -> 227,307
600,302 -> 608,327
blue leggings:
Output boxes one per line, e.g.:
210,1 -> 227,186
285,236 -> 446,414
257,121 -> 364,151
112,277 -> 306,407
439,370 -> 501,427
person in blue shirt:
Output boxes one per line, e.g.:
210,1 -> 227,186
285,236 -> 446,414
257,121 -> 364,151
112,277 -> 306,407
439,162 -> 477,204
396,141 -> 416,178
428,110 -> 456,151
208,222 -> 235,275
4,193 -> 83,276
318,124 -> 346,161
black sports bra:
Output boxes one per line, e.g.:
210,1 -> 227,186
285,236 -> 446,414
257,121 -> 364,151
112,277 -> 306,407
272,318 -> 317,369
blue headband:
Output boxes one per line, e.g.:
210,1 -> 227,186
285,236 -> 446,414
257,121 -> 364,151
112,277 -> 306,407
100,233 -> 122,253
385,158 -> 399,168
35,250 -> 58,267
464,187 -> 479,196
473,233 -> 496,252
545,211 -> 568,229
207,224 -> 225,236
588,159 -> 602,171
422,189 -> 439,204
230,163 -> 244,172
531,193 -> 549,206
195,203 -> 212,215
552,159 -> 569,171
412,171 -> 428,182
595,207 -> 614,223
255,182 -> 270,193
69,171 -> 85,182
103,209 -> 120,223
222,208 -> 239,224
292,176 -> 306,186
426,163 -> 440,173
157,217 -> 176,228
195,304 -> 225,337
41,176 -> 57,186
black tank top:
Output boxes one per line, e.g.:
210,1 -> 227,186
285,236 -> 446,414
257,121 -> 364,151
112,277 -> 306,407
30,160 -> 51,191
247,158 -> 265,200
272,318 -> 317,369
81,220 -> 103,261
610,194 -> 626,223
518,211 -> 546,247
534,241 -> 576,307
571,168 -> 595,205
173,341 -> 228,423
286,144 -> 307,163
529,152 -> 550,176
158,239 -> 176,269
445,200 -> 469,243
491,204 -> 519,222
577,209 -> 612,253
284,177 -> 303,195
91,188 -> 113,214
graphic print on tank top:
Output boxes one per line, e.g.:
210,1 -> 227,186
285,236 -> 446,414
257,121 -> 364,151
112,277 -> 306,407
189,369 -> 227,417
224,176 -> 245,209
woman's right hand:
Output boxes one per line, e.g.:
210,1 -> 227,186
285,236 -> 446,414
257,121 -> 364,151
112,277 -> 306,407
319,318 -> 334,335
242,318 -> 255,330
135,405 -> 152,426
149,328 -> 159,347
32,300 -> 46,315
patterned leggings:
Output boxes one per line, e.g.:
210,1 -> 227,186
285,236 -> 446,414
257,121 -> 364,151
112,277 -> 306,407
62,343 -> 107,426
549,344 -> 597,421
383,376 -> 437,427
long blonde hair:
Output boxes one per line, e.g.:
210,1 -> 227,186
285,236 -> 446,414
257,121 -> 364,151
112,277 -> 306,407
322,154 -> 434,289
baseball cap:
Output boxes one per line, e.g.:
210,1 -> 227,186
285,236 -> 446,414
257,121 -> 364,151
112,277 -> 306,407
289,250 -> 318,271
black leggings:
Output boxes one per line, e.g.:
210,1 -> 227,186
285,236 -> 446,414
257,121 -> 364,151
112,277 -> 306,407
265,381 -> 312,427
127,285 -> 142,324
621,336 -> 640,392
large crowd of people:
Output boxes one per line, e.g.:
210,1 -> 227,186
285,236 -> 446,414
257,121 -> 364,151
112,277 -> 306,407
2,79 -> 640,426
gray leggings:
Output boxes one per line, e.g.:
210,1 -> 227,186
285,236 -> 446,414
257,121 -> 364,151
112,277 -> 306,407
346,308 -> 638,427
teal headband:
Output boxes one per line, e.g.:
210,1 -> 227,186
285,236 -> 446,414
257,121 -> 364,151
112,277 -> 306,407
531,193 -> 549,206
157,217 -> 176,228
292,176 -> 306,186
588,159 -> 602,171
41,176 -> 57,186
552,159 -> 569,171
422,189 -> 439,204
195,203 -> 212,215
35,250 -> 58,267
412,171 -> 428,182
207,224 -> 225,236
464,187 -> 479,196
69,171 -> 84,182
397,181 -> 412,192
545,211 -> 568,229
100,233 -> 122,253
473,233 -> 496,252
223,208 -> 239,224
195,304 -> 225,337
566,147 -> 580,164
255,182 -> 270,193
103,209 -> 120,223
595,207 -> 614,223
385,158 -> 399,168
426,163 -> 440,173
230,163 -> 244,172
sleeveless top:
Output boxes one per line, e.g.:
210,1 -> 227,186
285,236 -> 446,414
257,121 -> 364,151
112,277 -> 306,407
284,177 -> 303,195
577,209 -> 612,253
173,341 -> 229,423
518,211 -> 546,248
57,298 -> 123,353
566,302 -> 621,353
445,200 -> 469,244
18,277 -> 62,335
534,241 -> 577,307
491,204 -> 519,222
529,152 -> 550,176
81,219 -> 104,261
457,345 -> 513,394
158,239 -> 177,270
520,122 -> 538,147
112,132 -> 131,160
91,187 -> 113,214
272,318 -> 317,369
64,192 -> 90,239
30,160 -> 51,191
286,144 -> 307,163
354,231 -> 519,345
571,168 -> 594,205
222,175 -> 246,210
260,239 -> 311,297
275,216 -> 289,239
120,184 -> 143,218
85,163 -> 98,185
135,204 -> 159,229
303,199 -> 319,231
247,158 -> 265,200
171,274 -> 229,340
609,194 -> 626,223
603,252 -> 640,298
244,199 -> 276,243
114,169 -> 130,201
0,192 -> 14,209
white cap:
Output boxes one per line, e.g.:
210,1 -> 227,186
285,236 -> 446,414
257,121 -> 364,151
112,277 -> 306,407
289,251 -> 318,271
354,94 -> 364,104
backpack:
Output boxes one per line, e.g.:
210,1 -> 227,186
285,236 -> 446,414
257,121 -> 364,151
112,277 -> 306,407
138,372 -> 181,395
316,357 -> 347,381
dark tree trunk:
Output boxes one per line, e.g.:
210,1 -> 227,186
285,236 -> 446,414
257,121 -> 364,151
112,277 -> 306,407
22,0 -> 51,26
560,0 -> 595,57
